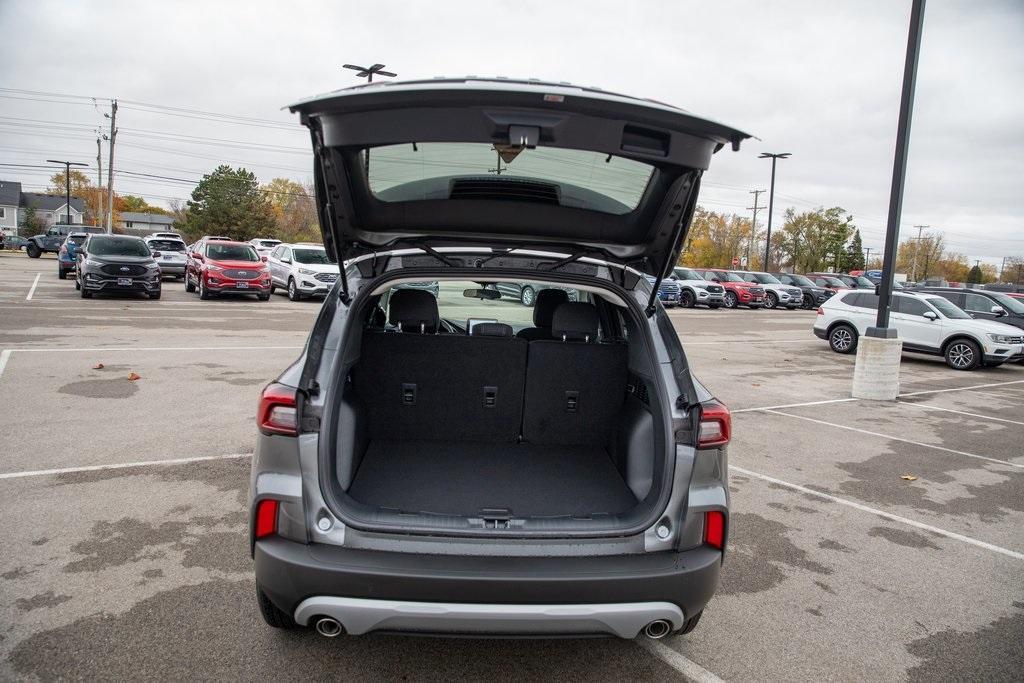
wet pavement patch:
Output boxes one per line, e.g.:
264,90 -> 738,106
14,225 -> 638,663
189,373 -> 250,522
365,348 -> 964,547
868,526 -> 941,550
2,567 -> 33,581
904,603 -> 1024,682
818,539 -> 855,553
719,512 -> 832,595
64,518 -> 188,573
15,592 -> 72,612
57,379 -> 139,399
7,580 -> 690,681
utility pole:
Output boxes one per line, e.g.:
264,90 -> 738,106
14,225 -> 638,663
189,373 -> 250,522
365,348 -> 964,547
910,224 -> 928,281
96,135 -> 104,229
46,159 -> 88,224
759,152 -> 791,271
863,247 -> 873,267
105,100 -> 117,234
998,256 -> 1007,281
747,189 -> 766,268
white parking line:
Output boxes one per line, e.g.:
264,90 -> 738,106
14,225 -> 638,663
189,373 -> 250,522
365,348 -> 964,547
0,453 -> 253,480
901,402 -> 1024,427
731,465 -> 1024,561
7,345 -> 303,353
898,379 -> 1024,397
25,273 -> 40,300
732,397 -> 857,413
0,349 -> 10,380
762,409 -> 1024,470
683,339 -> 815,346
639,639 -> 724,683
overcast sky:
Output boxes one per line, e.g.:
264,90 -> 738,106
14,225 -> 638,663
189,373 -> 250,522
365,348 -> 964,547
1,0 -> 1021,266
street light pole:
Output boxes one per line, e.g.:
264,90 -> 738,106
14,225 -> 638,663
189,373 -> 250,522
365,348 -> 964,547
46,159 -> 88,224
759,152 -> 790,271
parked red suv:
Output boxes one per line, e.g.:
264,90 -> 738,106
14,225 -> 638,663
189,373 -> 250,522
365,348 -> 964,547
185,240 -> 272,300
699,269 -> 766,308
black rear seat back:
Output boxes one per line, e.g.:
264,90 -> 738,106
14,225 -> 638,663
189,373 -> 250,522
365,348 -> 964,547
523,303 -> 628,446
388,289 -> 439,333
356,331 -> 527,442
516,289 -> 569,341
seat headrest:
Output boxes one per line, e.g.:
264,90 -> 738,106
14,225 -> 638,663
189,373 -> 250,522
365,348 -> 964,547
388,289 -> 439,333
472,322 -> 513,337
533,289 -> 570,329
551,302 -> 599,342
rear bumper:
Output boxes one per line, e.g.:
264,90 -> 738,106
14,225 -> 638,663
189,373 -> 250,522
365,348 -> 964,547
813,327 -> 828,340
255,537 -> 722,636
158,263 -> 186,275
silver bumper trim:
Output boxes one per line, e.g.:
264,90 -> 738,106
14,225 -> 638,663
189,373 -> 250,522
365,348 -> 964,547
293,596 -> 684,638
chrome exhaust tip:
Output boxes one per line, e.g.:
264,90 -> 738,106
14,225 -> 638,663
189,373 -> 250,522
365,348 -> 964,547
315,616 -> 343,638
643,619 -> 672,639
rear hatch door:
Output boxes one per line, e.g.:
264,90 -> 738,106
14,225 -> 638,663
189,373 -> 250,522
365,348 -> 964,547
289,77 -> 749,278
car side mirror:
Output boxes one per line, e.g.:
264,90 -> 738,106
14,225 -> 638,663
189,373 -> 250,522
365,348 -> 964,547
281,257 -> 291,264
261,255 -> 268,262
191,252 -> 203,260
922,311 -> 938,321
991,305 -> 1006,317
152,251 -> 161,258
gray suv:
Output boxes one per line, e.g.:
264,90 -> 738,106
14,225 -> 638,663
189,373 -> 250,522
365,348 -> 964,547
250,78 -> 745,640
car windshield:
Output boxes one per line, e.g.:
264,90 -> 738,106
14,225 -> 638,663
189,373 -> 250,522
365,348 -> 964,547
928,297 -> 971,320
367,142 -> 654,215
87,236 -> 151,257
989,292 -> 1024,315
786,274 -> 815,287
715,272 -> 744,282
855,276 -> 875,288
752,273 -> 782,285
148,240 -> 186,251
292,248 -> 332,265
822,277 -> 846,287
674,268 -> 703,281
207,243 -> 259,262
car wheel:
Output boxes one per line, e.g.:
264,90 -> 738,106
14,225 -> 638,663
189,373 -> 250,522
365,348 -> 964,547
185,273 -> 196,293
26,243 -> 40,258
256,587 -> 296,629
802,297 -> 815,310
945,338 -> 980,371
287,278 -> 301,301
58,267 -> 66,280
680,290 -> 695,308
269,283 -> 276,295
764,292 -> 778,309
258,292 -> 271,301
199,278 -> 212,300
80,285 -> 92,299
149,290 -> 161,300
520,286 -> 536,306
74,276 -> 81,290
828,324 -> 857,354
724,291 -> 738,309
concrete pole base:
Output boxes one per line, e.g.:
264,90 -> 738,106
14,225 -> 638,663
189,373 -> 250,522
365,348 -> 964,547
852,336 -> 903,400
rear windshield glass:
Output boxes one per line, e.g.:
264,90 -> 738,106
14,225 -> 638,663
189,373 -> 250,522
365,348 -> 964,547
366,142 -> 654,215
148,240 -> 186,251
258,240 -> 281,247
67,235 -> 87,246
293,248 -> 332,265
207,243 -> 259,261
87,236 -> 150,257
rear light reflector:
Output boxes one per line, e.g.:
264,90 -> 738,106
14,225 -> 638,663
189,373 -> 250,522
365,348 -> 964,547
698,400 -> 731,448
258,383 -> 298,436
816,307 -> 824,315
254,499 -> 279,539
704,510 -> 725,550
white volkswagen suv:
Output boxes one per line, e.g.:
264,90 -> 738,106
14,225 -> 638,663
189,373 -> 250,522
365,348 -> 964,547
814,290 -> 1024,370
266,243 -> 340,301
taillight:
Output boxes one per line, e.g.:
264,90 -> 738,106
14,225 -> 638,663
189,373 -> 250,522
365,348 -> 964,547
704,510 -> 725,550
254,499 -> 279,539
258,383 -> 298,436
816,307 -> 824,315
698,400 -> 731,448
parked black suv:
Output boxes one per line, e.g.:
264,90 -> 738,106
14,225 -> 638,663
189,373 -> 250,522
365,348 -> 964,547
76,234 -> 162,299
250,78 -> 746,640
772,273 -> 832,308
921,287 -> 1024,335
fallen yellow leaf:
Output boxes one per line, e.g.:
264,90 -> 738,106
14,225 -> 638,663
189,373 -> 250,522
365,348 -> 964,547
127,372 -> 141,381
92,363 -> 104,370
900,475 -> 918,481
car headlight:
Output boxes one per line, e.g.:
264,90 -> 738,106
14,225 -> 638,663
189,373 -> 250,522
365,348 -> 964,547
206,263 -> 224,272
988,334 -> 1018,344
84,258 -> 103,267
297,268 -> 317,275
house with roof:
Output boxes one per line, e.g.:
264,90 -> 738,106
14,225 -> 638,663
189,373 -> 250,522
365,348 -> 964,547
0,180 -> 20,235
117,212 -> 176,236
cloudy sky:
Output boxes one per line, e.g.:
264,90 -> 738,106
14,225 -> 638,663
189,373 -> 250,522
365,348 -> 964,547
1,0 -> 1021,266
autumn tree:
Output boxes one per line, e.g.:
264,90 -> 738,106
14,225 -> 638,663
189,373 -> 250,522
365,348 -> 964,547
182,166 -> 275,241
120,195 -> 169,215
261,178 -> 320,242
49,170 -> 106,224
775,207 -> 855,272
679,207 -> 752,268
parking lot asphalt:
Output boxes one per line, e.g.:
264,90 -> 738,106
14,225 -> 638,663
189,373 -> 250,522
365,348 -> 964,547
2,251 -> 1022,681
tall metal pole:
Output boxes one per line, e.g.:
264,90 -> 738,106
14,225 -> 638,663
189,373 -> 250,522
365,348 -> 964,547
105,100 -> 117,234
46,160 -> 87,224
96,136 -> 104,229
872,0 -> 926,334
747,189 -> 765,268
759,152 -> 791,271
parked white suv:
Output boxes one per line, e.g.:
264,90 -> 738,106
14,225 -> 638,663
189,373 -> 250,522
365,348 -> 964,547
670,267 -> 726,308
143,236 -> 188,278
266,243 -> 339,300
250,238 -> 283,257
733,271 -> 803,309
814,290 -> 1024,370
